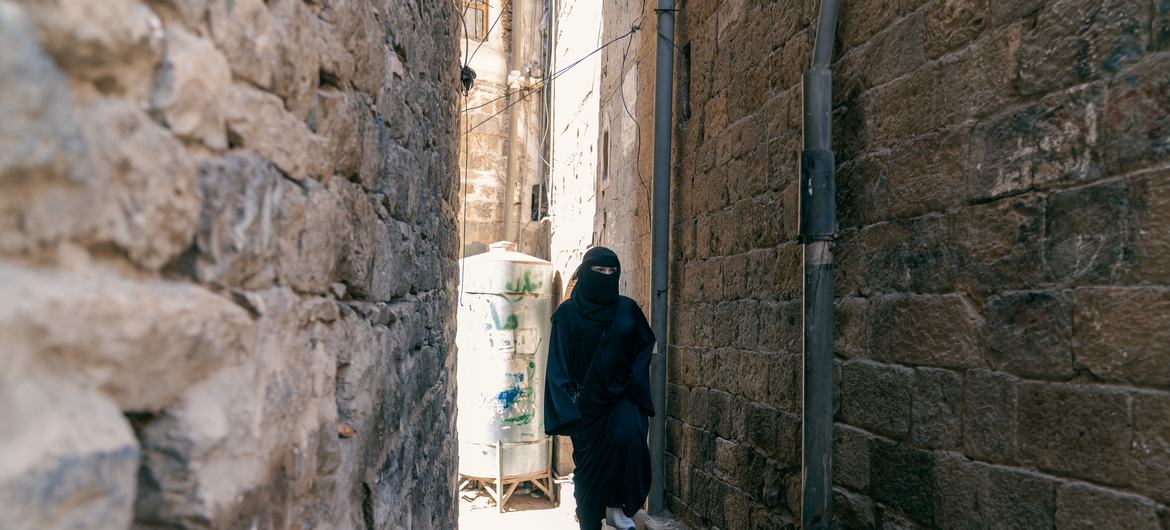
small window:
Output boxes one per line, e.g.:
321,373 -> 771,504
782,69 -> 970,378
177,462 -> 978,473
464,1 -> 489,41
601,131 -> 610,180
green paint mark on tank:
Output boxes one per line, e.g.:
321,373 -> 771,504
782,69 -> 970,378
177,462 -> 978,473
489,304 -> 519,330
504,271 -> 544,294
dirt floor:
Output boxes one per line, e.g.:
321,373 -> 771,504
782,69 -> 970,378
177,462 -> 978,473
458,478 -> 581,530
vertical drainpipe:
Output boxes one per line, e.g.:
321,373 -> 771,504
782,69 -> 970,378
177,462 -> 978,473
648,0 -> 676,516
800,0 -> 839,528
504,0 -> 529,243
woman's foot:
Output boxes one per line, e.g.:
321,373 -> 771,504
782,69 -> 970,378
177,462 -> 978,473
605,507 -> 635,530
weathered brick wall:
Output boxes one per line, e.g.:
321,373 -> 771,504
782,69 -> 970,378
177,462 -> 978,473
662,0 -> 1170,528
0,0 -> 461,528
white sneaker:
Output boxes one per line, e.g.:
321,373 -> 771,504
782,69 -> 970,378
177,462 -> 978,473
605,507 -> 635,530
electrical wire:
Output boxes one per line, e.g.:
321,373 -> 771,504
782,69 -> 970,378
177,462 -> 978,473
466,26 -> 638,133
618,26 -> 651,219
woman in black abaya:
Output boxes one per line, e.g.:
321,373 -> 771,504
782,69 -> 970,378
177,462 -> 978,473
544,247 -> 655,530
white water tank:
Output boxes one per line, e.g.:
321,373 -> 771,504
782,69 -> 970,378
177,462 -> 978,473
456,241 -> 554,479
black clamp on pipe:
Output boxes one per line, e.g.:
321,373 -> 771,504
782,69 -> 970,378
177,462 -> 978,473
798,148 -> 837,243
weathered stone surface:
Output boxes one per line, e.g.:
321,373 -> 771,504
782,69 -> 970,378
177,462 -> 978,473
1074,287 -> 1170,387
1127,171 -> 1170,283
0,1 -> 462,529
0,2 -> 93,253
192,152 -> 283,288
208,0 -> 279,89
268,0 -> 319,121
950,194 -> 1047,293
1056,482 -> 1161,529
1100,53 -> 1170,173
832,424 -> 871,491
931,453 -> 989,530
0,377 -> 139,530
151,27 -> 232,149
0,262 -> 252,411
1019,0 -> 1150,95
81,100 -> 201,270
277,178 -> 350,294
984,466 -> 1057,530
1047,181 -> 1130,283
910,368 -> 962,449
969,85 -> 1103,201
840,360 -> 912,440
832,487 -> 875,530
224,85 -> 329,180
962,369 -> 1019,463
1132,392 -> 1170,503
868,295 -> 984,369
870,439 -> 935,525
17,0 -> 165,102
985,291 -> 1075,379
1019,382 -> 1133,485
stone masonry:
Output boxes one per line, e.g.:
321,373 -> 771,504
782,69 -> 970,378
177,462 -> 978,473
592,0 -> 1170,528
0,0 -> 462,528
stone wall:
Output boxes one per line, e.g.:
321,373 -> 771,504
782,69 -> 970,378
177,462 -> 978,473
0,0 -> 462,528
595,0 -> 658,309
654,0 -> 1170,528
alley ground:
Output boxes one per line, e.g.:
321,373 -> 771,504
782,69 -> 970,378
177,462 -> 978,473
459,480 -> 689,530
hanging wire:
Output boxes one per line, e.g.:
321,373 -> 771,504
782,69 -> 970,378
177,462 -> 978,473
467,26 -> 638,133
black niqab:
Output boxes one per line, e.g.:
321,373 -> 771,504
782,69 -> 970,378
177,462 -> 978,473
571,247 -> 621,324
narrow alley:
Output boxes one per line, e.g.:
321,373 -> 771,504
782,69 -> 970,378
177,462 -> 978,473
1,0 -> 1168,529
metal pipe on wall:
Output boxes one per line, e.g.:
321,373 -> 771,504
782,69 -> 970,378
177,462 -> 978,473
800,0 -> 839,528
648,0 -> 676,516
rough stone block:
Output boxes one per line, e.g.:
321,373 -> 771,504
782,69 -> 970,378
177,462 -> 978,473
984,466 -> 1057,530
225,85 -> 329,180
208,0 -> 280,90
985,291 -> 1075,379
839,127 -> 968,228
1132,392 -> 1170,503
925,0 -> 989,57
1100,53 -> 1170,173
1127,170 -> 1170,284
0,378 -> 139,530
836,215 -> 957,297
832,487 -> 875,530
932,453 -> 989,530
910,367 -> 963,449
969,85 -> 1103,201
80,100 -> 201,271
868,294 -> 984,369
1019,0 -> 1150,95
0,2 -> 94,254
766,352 -> 798,412
1047,181 -> 1130,283
1056,482 -> 1161,529
933,23 -> 1022,121
0,263 -> 253,411
1074,287 -> 1170,387
151,27 -> 231,150
738,350 -> 769,403
19,0 -> 165,102
832,424 -> 871,491
950,194 -> 1047,293
1019,382 -> 1133,486
962,369 -> 1019,463
870,439 -> 935,525
193,152 -> 284,288
277,178 -> 349,294
839,360 -> 912,440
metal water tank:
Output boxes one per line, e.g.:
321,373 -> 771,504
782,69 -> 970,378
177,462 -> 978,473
456,241 -> 555,507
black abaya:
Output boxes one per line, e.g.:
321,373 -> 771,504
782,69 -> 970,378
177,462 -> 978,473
544,296 -> 655,530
